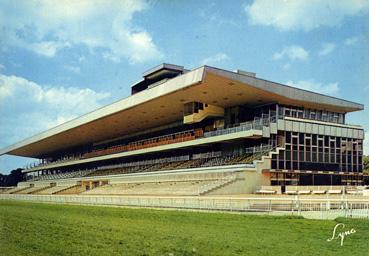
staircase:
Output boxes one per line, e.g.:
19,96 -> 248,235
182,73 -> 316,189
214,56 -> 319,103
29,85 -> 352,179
56,185 -> 85,195
200,176 -> 237,195
253,146 -> 286,172
183,103 -> 224,124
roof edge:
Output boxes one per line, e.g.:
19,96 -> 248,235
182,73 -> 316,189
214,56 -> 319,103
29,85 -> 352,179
203,65 -> 364,112
0,66 -> 206,157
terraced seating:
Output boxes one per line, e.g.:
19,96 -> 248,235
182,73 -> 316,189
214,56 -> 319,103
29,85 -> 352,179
5,186 -> 30,194
82,183 -> 140,195
57,185 -> 85,194
83,175 -> 237,196
30,169 -> 95,181
27,146 -> 273,181
86,166 -> 143,177
174,158 -> 208,169
240,152 -> 264,164
160,160 -> 189,170
37,185 -> 77,195
141,162 -> 173,172
16,186 -> 50,194
0,187 -> 15,193
86,154 -> 253,178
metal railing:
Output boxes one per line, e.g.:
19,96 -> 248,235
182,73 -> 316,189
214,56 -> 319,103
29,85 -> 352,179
1,194 -> 369,220
98,155 -> 191,170
203,117 -> 273,138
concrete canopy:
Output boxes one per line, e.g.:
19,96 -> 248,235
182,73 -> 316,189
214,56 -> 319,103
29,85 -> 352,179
0,65 -> 363,158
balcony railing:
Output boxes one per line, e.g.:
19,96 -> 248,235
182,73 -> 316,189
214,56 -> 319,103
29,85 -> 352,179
204,117 -> 272,137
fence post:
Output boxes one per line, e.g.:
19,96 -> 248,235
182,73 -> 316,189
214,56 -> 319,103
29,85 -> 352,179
297,199 -> 301,216
269,199 -> 272,212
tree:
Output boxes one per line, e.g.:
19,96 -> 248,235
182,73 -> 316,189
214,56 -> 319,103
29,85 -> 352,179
0,168 -> 24,186
364,155 -> 369,173
0,173 -> 6,186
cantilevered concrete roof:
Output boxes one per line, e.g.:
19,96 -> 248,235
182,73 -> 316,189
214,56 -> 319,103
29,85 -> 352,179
0,65 -> 363,158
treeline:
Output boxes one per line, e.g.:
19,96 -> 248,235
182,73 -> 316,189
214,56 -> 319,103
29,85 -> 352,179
364,155 -> 369,173
0,168 -> 23,187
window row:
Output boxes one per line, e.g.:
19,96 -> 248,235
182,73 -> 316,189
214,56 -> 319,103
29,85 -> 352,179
278,105 -> 345,124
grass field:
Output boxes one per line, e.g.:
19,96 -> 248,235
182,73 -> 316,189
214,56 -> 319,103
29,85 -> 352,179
0,200 -> 369,256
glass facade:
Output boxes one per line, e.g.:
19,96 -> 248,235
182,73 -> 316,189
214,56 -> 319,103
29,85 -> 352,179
278,105 -> 345,124
271,131 -> 363,173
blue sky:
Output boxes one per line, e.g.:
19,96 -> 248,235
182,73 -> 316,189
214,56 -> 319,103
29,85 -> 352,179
0,0 -> 368,174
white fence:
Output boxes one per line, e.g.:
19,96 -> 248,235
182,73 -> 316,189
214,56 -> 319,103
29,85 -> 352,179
1,194 -> 369,220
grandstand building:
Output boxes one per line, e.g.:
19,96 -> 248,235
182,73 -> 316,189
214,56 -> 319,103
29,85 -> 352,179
0,64 -> 365,195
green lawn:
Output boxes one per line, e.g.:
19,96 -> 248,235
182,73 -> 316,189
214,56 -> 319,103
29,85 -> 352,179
0,200 -> 368,256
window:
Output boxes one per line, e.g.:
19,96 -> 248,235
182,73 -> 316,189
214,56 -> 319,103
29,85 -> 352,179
306,152 -> 311,161
312,153 -> 317,162
325,137 -> 329,147
286,132 -> 291,143
299,133 -> 304,143
315,111 -> 320,120
338,114 -> 344,124
304,109 -> 310,119
306,138 -> 311,146
291,109 -> 297,117
286,151 -> 291,160
318,153 -> 324,162
293,151 -> 298,161
278,106 -> 284,118
293,162 -> 299,170
312,135 -> 317,146
293,138 -> 298,145
299,151 -> 305,161
286,161 -> 291,169
279,152 -> 284,160
285,109 -> 291,116
322,111 -> 328,122
297,110 -> 303,118
333,113 -> 339,123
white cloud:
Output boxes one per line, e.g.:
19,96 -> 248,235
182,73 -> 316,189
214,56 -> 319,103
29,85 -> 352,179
0,64 -> 4,70
318,43 -> 336,56
63,65 -> 81,74
282,63 -> 291,70
273,45 -> 309,61
344,36 -> 359,46
364,132 -> 369,155
245,0 -> 369,31
0,73 -> 110,146
200,53 -> 231,66
286,80 -> 339,96
0,0 -> 162,63
27,41 -> 70,58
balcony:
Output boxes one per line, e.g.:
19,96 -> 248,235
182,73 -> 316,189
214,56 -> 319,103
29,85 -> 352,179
24,118 -> 273,172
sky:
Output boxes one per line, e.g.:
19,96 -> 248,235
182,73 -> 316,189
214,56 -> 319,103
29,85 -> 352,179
0,0 -> 369,174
